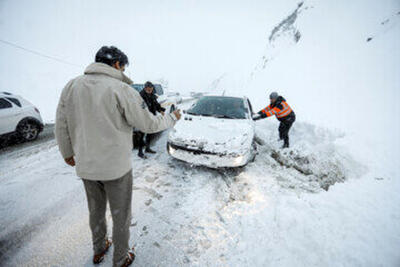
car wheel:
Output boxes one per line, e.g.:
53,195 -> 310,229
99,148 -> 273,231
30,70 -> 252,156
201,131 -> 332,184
18,121 -> 39,141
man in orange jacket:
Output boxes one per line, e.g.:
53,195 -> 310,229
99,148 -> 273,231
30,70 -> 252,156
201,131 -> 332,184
254,92 -> 296,148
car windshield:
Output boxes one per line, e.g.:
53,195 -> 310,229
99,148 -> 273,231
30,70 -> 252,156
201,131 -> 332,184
187,96 -> 247,119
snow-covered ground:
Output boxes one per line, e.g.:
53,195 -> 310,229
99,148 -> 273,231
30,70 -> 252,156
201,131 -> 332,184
1,115 -> 399,266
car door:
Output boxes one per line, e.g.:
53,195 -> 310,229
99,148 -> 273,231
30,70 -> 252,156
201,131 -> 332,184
0,97 -> 19,135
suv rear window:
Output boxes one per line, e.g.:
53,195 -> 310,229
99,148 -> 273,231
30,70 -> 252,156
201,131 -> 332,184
5,97 -> 21,107
131,84 -> 164,95
0,98 -> 12,109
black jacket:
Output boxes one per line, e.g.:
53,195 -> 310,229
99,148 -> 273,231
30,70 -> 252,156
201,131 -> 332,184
140,90 -> 166,115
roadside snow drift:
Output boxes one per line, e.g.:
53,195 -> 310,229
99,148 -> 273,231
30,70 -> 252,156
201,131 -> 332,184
255,121 -> 365,192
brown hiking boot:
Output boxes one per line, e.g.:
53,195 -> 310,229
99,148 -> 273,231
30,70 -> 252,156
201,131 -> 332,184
121,246 -> 136,267
93,239 -> 112,264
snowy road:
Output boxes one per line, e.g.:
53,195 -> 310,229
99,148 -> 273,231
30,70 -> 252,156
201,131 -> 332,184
0,120 -> 399,267
0,123 -> 55,151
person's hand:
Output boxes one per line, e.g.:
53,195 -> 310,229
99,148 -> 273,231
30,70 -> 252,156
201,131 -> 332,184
252,114 -> 262,121
64,156 -> 76,166
173,109 -> 181,120
161,111 -> 165,116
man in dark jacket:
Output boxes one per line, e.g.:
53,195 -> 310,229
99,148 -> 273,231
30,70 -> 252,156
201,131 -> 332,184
137,81 -> 166,158
254,92 -> 296,148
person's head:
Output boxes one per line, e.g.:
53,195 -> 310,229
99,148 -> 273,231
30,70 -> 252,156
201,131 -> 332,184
95,46 -> 129,71
269,92 -> 279,104
144,81 -> 154,94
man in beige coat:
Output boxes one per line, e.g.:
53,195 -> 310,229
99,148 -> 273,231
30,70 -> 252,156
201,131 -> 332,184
55,46 -> 181,267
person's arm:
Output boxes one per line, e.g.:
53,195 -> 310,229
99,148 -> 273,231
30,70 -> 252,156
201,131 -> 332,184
254,105 -> 271,120
257,104 -> 279,118
55,80 -> 75,166
157,105 -> 166,113
117,85 -> 179,133
253,111 -> 267,120
153,95 -> 166,113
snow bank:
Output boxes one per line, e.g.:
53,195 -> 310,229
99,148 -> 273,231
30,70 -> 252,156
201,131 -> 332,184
254,121 -> 366,192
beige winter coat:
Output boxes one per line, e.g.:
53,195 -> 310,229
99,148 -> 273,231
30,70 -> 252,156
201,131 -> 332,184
55,63 -> 177,180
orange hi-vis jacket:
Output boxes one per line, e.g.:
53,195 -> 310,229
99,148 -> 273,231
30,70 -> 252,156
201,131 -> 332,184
261,100 -> 293,119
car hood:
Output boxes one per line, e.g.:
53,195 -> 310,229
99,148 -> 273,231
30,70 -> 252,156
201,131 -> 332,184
156,94 -> 167,104
168,115 -> 254,155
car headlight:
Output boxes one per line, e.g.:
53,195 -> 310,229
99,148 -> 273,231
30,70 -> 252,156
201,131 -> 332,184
168,144 -> 176,155
234,155 -> 244,165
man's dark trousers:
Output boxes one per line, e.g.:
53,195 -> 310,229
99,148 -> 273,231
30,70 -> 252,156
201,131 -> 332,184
279,112 -> 296,148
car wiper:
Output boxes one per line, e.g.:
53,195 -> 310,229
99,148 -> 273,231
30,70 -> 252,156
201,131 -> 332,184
191,113 -> 213,117
187,112 -> 217,117
213,114 -> 235,119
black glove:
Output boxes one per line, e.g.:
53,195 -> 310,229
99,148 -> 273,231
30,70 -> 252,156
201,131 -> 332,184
253,111 -> 266,121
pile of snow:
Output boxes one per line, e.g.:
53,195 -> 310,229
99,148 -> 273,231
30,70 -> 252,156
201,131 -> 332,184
255,121 -> 365,192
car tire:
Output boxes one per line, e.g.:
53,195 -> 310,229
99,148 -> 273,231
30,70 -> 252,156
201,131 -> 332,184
17,121 -> 40,142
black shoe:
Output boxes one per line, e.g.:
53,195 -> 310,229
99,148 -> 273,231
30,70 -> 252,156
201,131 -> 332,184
282,143 -> 289,149
145,148 -> 156,154
93,239 -> 112,264
121,246 -> 136,267
138,150 -> 147,159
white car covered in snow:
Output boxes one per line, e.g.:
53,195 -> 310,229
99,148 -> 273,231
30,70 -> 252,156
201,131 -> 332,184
0,92 -> 44,141
167,95 -> 257,168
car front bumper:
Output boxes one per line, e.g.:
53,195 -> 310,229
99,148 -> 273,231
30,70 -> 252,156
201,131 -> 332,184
167,142 -> 250,168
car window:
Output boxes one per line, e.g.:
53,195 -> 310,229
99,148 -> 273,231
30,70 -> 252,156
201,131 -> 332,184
0,98 -> 12,109
154,85 -> 163,95
131,84 -> 144,93
187,96 -> 247,119
131,84 -> 164,95
6,97 -> 21,107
